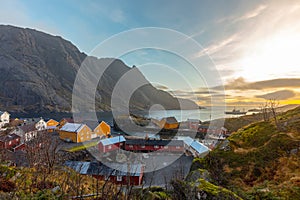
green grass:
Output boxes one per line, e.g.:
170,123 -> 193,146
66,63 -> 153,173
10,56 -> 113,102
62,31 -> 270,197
65,140 -> 99,152
229,121 -> 278,148
196,107 -> 300,199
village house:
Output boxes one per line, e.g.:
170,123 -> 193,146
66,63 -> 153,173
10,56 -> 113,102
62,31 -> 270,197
9,118 -> 24,127
188,140 -> 210,157
93,121 -> 111,139
65,161 -> 144,186
46,119 -> 59,132
158,117 -> 179,130
58,123 -> 92,143
0,133 -> 21,150
35,118 -> 47,131
198,125 -> 209,134
57,118 -> 74,129
98,136 -> 126,153
12,124 -> 38,143
176,136 -> 194,149
187,119 -> 201,130
124,139 -> 184,152
0,111 -> 10,128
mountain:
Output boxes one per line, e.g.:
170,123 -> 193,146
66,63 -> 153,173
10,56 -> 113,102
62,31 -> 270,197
0,25 -> 197,113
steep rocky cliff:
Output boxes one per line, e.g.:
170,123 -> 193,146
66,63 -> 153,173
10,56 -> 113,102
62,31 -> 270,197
0,25 -> 197,113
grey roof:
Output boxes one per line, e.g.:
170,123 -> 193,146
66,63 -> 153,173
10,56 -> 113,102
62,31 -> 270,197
65,161 -> 90,174
65,161 -> 143,176
176,136 -> 194,146
0,133 -> 20,142
60,123 -> 85,133
99,136 -> 125,146
46,126 -> 57,129
190,140 -> 210,154
19,124 -> 37,132
162,117 -> 178,124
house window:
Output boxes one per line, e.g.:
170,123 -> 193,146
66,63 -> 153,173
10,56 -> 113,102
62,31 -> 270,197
154,145 -> 159,149
9,141 -> 12,145
16,138 -> 19,142
141,145 -> 145,148
164,146 -> 168,149
117,176 -> 122,182
176,146 -> 181,149
108,145 -> 112,149
129,145 -> 133,148
104,175 -> 110,181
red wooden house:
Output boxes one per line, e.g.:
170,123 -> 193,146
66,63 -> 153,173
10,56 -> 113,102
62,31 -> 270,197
187,119 -> 201,130
198,125 -> 209,134
98,136 -> 126,153
0,133 -> 21,151
65,161 -> 144,186
124,139 -> 184,153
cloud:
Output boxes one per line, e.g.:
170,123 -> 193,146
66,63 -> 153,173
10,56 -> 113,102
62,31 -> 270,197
234,5 -> 267,22
153,84 -> 169,90
256,90 -> 296,100
210,2 -> 300,82
215,4 -> 267,24
195,33 -> 241,58
215,78 -> 300,90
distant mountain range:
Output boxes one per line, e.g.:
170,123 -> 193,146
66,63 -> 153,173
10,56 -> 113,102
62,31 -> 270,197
0,25 -> 197,113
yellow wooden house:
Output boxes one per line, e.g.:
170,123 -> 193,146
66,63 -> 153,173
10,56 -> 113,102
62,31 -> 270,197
158,117 -> 179,130
93,121 -> 111,138
59,123 -> 92,143
46,119 -> 59,132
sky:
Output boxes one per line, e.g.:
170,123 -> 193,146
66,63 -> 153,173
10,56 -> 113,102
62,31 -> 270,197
1,0 -> 300,107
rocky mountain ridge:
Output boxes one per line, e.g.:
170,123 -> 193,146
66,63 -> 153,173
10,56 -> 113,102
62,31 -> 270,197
0,25 -> 197,113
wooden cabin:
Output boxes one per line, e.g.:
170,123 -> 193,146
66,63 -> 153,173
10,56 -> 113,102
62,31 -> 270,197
198,125 -> 209,134
0,111 -> 10,128
187,119 -> 200,130
58,123 -> 92,143
13,124 -> 38,143
93,121 -> 111,138
46,119 -> 59,132
65,161 -> 144,186
35,118 -> 47,131
124,139 -> 184,153
98,136 -> 125,153
0,133 -> 21,150
189,140 -> 210,157
158,117 -> 179,130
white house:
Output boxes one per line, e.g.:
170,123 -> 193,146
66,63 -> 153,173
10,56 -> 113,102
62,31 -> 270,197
0,111 -> 10,128
35,118 -> 47,131
12,124 -> 38,143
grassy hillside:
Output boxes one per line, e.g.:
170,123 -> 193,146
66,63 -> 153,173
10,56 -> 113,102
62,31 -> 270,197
0,163 -> 122,199
192,106 -> 300,199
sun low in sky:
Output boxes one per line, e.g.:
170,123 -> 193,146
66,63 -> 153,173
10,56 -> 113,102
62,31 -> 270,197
1,0 -> 299,107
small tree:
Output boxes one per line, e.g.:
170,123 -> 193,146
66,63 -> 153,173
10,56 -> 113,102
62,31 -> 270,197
260,99 -> 281,130
260,102 -> 270,122
268,98 -> 280,130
